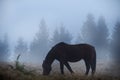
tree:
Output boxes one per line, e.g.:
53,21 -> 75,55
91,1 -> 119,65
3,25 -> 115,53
97,16 -> 109,48
80,14 -> 97,46
0,34 -> 10,62
52,24 -> 72,45
30,19 -> 50,61
15,38 -> 28,56
112,21 -> 120,63
75,32 -> 84,44
111,21 -> 120,75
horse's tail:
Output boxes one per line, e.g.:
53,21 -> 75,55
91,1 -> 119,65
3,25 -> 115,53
91,47 -> 96,75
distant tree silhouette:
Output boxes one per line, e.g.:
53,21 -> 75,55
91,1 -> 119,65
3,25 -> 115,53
75,32 -> 84,44
77,15 -> 109,48
97,16 -> 109,48
52,23 -> 72,45
0,34 -> 10,62
80,14 -> 97,46
30,18 -> 50,60
14,38 -> 28,57
112,21 -> 120,63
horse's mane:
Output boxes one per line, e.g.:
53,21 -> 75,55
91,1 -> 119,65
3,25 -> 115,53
44,42 -> 66,61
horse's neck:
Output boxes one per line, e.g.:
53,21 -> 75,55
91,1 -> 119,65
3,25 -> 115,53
45,46 -> 56,65
45,54 -> 55,65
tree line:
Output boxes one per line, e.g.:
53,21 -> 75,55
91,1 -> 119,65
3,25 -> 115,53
0,14 -> 120,63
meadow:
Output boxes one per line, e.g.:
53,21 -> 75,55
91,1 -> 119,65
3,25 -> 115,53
0,59 -> 120,80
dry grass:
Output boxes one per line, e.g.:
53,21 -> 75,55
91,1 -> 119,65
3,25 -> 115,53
0,63 -> 120,80
0,58 -> 119,80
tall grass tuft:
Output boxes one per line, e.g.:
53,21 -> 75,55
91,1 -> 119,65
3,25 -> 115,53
14,54 -> 35,75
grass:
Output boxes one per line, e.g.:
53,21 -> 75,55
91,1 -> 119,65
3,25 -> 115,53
0,68 -> 120,80
0,55 -> 120,80
0,65 -> 120,80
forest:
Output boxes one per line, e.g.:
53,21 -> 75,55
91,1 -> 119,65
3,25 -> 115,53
0,14 -> 120,63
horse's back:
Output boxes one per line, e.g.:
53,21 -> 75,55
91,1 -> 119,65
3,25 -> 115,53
55,42 -> 95,55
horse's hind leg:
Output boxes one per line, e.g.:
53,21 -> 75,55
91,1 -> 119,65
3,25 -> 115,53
90,61 -> 96,75
64,62 -> 74,74
90,52 -> 96,75
84,60 -> 90,75
60,62 -> 64,74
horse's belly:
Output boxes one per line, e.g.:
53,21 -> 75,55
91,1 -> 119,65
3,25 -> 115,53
67,57 -> 81,62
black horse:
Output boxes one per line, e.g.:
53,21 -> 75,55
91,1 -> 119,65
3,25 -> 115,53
42,42 -> 96,75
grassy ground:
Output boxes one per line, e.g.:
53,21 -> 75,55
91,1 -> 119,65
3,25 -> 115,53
0,62 -> 120,80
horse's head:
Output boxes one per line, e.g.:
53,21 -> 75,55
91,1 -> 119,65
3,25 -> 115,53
42,60 -> 52,75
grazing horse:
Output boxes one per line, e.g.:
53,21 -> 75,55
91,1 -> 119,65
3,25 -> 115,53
42,42 -> 96,75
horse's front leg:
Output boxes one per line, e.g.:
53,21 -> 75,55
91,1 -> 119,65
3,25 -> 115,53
60,62 -> 64,74
64,62 -> 74,74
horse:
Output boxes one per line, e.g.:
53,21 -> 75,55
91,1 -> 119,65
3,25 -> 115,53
42,42 -> 96,75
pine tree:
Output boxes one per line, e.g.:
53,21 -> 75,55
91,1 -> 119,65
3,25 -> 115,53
112,21 -> 120,63
81,14 -> 97,46
30,18 -> 49,60
52,24 -> 72,45
97,16 -> 109,48
0,34 -> 10,62
15,38 -> 28,56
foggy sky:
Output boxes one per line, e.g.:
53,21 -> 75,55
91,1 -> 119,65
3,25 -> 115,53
0,0 -> 120,51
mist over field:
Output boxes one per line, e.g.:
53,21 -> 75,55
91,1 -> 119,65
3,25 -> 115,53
0,0 -> 120,78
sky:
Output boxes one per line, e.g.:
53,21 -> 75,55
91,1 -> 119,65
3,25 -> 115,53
0,0 -> 120,51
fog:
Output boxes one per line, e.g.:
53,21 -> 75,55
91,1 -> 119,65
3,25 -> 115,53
0,0 -> 120,72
